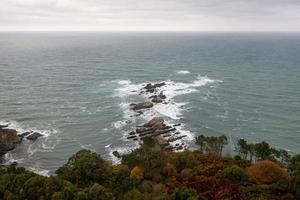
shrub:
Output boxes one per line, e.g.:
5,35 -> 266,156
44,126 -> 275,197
221,165 -> 248,182
172,188 -> 203,200
162,163 -> 177,177
130,166 -> 144,180
88,183 -> 114,200
246,160 -> 289,184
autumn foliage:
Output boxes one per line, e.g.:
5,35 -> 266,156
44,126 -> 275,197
130,166 -> 144,180
246,160 -> 289,184
0,143 -> 299,200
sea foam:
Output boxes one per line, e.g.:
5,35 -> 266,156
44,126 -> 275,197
177,70 -> 191,74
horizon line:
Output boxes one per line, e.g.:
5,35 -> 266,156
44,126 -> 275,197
1,30 -> 300,33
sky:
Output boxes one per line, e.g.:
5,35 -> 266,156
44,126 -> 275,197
0,0 -> 300,31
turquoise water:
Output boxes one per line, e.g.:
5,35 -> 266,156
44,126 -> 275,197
0,32 -> 299,175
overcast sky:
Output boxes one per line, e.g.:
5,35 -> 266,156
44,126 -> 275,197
0,0 -> 300,31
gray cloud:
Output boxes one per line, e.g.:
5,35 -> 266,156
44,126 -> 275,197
0,0 -> 300,31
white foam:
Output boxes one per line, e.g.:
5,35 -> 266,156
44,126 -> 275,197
177,70 -> 190,74
28,167 -> 50,177
107,143 -> 140,164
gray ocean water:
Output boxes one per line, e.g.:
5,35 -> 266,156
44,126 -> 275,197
0,32 -> 300,175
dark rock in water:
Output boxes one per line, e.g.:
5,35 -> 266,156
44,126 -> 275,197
129,131 -> 136,136
148,88 -> 155,93
26,132 -> 43,140
134,110 -> 144,117
132,101 -> 153,110
129,103 -> 137,107
144,82 -> 166,93
19,131 -> 32,138
127,135 -> 137,139
112,151 -> 121,158
0,124 -> 9,129
151,96 -> 163,103
153,82 -> 166,88
0,129 -> 21,156
144,83 -> 153,90
174,123 -> 181,127
158,92 -> 166,99
125,120 -> 132,124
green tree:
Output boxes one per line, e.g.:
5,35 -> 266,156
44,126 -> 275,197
88,183 -> 114,200
55,149 -> 111,186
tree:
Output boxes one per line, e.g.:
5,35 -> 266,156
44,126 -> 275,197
195,135 -> 228,155
195,135 -> 206,152
288,154 -> 300,175
237,139 -> 249,159
172,188 -> 204,200
88,183 -> 114,200
254,142 -> 272,161
55,149 -> 111,186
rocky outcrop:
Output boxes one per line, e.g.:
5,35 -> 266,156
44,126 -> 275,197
126,117 -> 187,151
0,129 -> 21,156
143,82 -> 166,93
131,101 -> 153,110
0,124 -> 45,157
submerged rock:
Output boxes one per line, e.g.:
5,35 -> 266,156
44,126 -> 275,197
112,151 -> 121,158
0,129 -> 21,156
26,132 -> 43,141
132,101 -> 153,110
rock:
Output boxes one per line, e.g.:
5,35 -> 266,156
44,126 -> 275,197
112,151 -> 121,158
153,82 -> 166,88
129,131 -> 136,135
129,103 -> 137,107
0,129 -> 21,156
26,132 -> 43,140
174,123 -> 181,127
136,127 -> 146,133
151,96 -> 163,103
144,82 -> 166,93
132,101 -> 153,110
19,131 -> 32,138
158,92 -> 166,99
144,83 -> 153,90
144,117 -> 164,127
127,135 -> 137,139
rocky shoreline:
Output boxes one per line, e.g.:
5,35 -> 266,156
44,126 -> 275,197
0,124 -> 44,158
114,82 -> 189,158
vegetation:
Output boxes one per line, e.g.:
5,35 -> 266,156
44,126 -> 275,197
0,135 -> 299,200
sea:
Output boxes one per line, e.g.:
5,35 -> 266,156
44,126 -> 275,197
0,32 -> 299,176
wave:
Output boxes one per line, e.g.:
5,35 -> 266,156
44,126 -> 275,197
177,70 -> 191,74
